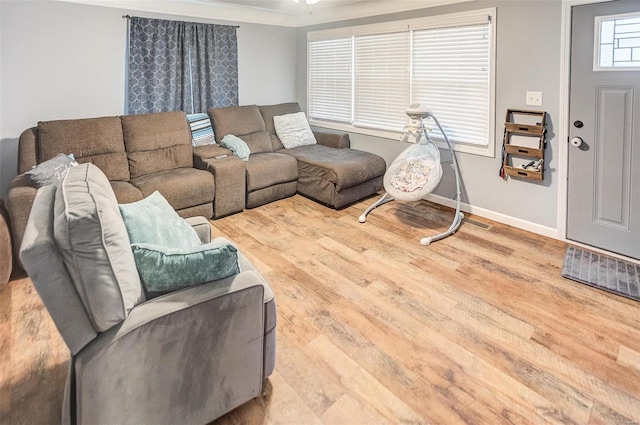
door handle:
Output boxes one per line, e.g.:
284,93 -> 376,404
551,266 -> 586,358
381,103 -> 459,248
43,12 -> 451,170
570,137 -> 584,147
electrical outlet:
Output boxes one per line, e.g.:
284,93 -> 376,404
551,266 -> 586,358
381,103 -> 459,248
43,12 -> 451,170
526,91 -> 543,106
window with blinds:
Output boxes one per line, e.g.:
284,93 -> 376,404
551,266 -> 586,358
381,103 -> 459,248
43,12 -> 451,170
308,37 -> 352,123
354,32 -> 410,131
412,23 -> 491,145
307,8 -> 495,155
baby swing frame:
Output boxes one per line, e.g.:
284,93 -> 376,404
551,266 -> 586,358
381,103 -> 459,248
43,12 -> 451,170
359,112 -> 464,246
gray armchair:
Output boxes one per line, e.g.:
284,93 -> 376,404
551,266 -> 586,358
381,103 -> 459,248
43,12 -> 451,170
19,164 -> 276,424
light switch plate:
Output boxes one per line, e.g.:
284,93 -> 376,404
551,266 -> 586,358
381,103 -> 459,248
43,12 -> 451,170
526,91 -> 543,106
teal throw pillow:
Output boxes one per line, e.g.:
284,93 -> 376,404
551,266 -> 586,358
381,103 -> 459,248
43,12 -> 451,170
131,241 -> 240,297
118,191 -> 201,250
221,134 -> 251,161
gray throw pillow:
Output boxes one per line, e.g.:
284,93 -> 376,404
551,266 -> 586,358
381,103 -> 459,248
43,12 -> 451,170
26,153 -> 78,188
131,240 -> 240,298
118,191 -> 202,250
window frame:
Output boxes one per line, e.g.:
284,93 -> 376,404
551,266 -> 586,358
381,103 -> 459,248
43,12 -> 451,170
306,8 -> 497,157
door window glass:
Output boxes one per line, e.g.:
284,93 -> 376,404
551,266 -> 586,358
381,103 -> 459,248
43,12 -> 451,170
595,12 -> 640,70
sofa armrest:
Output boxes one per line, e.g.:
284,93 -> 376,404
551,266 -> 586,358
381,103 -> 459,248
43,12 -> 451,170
184,216 -> 211,244
7,174 -> 38,269
312,127 -> 351,149
193,144 -> 233,161
193,154 -> 246,219
74,271 -> 267,424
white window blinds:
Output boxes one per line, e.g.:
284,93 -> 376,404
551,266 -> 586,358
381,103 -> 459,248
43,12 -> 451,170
354,32 -> 410,131
307,9 -> 495,150
308,37 -> 352,123
412,23 -> 491,145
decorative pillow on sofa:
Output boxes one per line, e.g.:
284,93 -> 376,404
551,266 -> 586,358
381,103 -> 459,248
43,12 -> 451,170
119,191 -> 240,298
273,112 -> 317,149
26,153 -> 78,188
131,241 -> 240,297
118,191 -> 202,249
186,113 -> 216,146
221,134 -> 251,161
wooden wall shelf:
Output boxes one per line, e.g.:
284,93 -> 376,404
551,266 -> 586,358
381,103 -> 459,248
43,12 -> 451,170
500,109 -> 547,182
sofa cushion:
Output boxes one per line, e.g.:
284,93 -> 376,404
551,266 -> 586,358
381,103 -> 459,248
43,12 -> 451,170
283,144 -> 386,190
209,105 -> 272,154
25,153 -> 78,188
130,167 -> 215,211
119,191 -> 202,250
38,117 -> 130,181
259,102 -> 302,151
53,163 -> 144,332
110,181 -> 144,204
245,153 -> 299,192
274,112 -> 317,149
121,111 -> 193,179
131,240 -> 240,298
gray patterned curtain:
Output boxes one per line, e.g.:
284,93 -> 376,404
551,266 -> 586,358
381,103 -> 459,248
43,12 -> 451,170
128,17 -> 238,115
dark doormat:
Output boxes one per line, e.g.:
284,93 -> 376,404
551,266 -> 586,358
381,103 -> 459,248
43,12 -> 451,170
562,246 -> 639,302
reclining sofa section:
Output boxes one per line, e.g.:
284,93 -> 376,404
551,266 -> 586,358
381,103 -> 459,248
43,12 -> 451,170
8,111 -> 215,262
209,102 -> 386,209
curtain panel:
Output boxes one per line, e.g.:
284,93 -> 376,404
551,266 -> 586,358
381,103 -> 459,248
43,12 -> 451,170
128,17 -> 238,115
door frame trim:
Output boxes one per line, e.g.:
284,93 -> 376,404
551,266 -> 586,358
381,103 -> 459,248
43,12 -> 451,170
558,0 -> 616,240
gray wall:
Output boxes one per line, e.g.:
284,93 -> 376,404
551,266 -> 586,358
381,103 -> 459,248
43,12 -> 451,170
297,0 -> 562,230
0,0 -> 297,198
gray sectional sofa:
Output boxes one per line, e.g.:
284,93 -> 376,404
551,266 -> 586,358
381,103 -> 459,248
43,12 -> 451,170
7,103 -> 386,266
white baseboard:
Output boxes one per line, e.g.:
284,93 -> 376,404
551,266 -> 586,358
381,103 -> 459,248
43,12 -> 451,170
424,193 -> 559,239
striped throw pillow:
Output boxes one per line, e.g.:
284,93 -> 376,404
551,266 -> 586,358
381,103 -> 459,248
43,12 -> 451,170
186,113 -> 216,146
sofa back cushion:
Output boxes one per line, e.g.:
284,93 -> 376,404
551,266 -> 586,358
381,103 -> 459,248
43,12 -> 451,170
19,185 -> 99,354
38,117 -> 130,181
259,103 -> 302,151
121,111 -> 193,179
209,105 -> 272,154
54,163 -> 144,332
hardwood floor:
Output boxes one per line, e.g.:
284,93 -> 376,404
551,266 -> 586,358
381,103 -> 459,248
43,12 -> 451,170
1,194 -> 639,424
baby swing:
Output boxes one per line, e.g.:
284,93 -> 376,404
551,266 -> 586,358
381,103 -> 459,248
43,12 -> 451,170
359,104 -> 464,245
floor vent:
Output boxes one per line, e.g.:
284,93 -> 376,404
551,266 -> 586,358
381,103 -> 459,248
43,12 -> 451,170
462,217 -> 491,230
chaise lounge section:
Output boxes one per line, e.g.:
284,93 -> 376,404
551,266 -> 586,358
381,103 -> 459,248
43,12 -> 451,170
260,102 -> 387,208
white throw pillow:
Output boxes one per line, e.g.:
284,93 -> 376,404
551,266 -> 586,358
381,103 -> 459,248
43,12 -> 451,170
273,112 -> 317,149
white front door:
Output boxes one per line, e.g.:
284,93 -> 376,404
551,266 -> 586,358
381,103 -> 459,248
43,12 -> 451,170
567,0 -> 640,259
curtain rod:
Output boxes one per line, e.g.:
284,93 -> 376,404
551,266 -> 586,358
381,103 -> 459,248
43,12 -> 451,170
122,15 -> 240,28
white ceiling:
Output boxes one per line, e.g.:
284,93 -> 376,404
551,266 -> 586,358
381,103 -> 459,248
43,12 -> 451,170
207,0 -> 363,14
58,0 -> 474,27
